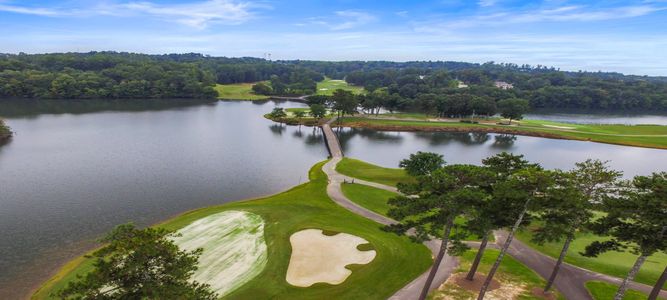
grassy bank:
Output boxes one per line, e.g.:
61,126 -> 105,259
316,78 -> 364,96
33,161 -> 432,300
215,83 -> 270,100
336,158 -> 412,187
585,281 -> 648,300
428,249 -> 563,300
516,228 -> 667,289
341,183 -> 397,217
338,117 -> 667,149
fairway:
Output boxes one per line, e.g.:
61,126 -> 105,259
33,161 -> 432,300
215,83 -> 270,100
341,183 -> 397,217
516,228 -> 667,289
336,157 -> 413,187
172,210 -> 268,297
316,78 -> 365,96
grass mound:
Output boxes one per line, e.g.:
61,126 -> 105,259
336,158 -> 412,187
215,83 -> 270,100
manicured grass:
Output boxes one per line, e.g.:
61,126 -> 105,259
428,249 -> 563,300
339,117 -> 667,149
516,227 -> 667,289
316,78 -> 364,96
215,83 -> 270,100
336,157 -> 413,187
33,161 -> 432,300
585,281 -> 648,300
341,183 -> 398,217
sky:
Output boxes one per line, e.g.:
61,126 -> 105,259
1,0 -> 667,76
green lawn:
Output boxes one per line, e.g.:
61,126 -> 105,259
336,158 -> 413,187
516,227 -> 667,289
339,117 -> 667,149
341,183 -> 398,217
428,249 -> 563,300
215,83 -> 270,100
585,281 -> 648,300
33,161 -> 432,300
316,78 -> 365,96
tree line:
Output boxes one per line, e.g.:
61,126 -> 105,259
2,52 -> 666,112
389,151 -> 666,300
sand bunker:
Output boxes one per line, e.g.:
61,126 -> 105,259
286,229 -> 376,287
172,210 -> 267,297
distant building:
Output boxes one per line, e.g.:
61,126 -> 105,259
494,81 -> 514,90
457,81 -> 469,88
419,75 -> 426,80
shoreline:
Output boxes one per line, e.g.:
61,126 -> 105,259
29,182 -> 310,299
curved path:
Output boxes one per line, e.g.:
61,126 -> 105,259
320,119 -> 666,300
321,120 -> 458,299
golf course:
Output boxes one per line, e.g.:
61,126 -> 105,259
32,161 -> 432,300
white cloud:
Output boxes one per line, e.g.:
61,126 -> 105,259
478,0 -> 497,7
308,10 -> 377,31
0,0 -> 263,29
415,4 -> 667,31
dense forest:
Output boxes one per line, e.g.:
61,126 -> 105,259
1,52 -> 666,111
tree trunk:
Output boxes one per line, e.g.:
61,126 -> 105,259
648,264 -> 667,300
544,233 -> 574,292
614,254 -> 648,300
477,199 -> 530,300
418,219 -> 454,300
466,233 -> 489,281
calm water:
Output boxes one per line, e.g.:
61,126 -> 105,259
524,112 -> 667,125
337,128 -> 667,177
0,100 -> 327,298
2,101 -> 667,299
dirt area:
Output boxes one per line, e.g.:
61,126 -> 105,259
286,229 -> 376,287
431,272 -> 534,300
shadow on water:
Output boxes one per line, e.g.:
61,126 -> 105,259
269,123 -> 286,135
0,98 -> 218,118
492,134 -> 517,149
414,132 -> 492,146
337,128 -> 404,153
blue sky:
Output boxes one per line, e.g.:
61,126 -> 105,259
1,0 -> 666,75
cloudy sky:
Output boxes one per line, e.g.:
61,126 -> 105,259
1,0 -> 666,75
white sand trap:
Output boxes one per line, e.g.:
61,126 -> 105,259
543,124 -> 574,129
286,229 -> 376,287
172,210 -> 267,297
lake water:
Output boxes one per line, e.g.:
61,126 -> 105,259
2,100 -> 667,298
337,128 -> 667,177
0,99 -> 328,298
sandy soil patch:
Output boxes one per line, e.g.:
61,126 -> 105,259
543,124 -> 574,130
286,229 -> 376,287
172,210 -> 268,297
431,272 -> 527,300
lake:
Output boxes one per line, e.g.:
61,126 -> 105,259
0,99 -> 328,298
2,100 -> 667,298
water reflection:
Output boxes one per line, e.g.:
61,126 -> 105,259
337,128 -> 667,176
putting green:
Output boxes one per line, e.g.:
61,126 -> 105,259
172,210 -> 267,297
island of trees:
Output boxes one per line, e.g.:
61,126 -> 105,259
2,52 -> 667,114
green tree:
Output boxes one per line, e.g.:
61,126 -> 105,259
531,159 -> 621,293
331,89 -> 358,118
464,152 -> 538,282
268,107 -> 287,119
251,82 -> 272,95
387,164 -> 494,300
582,173 -> 667,300
58,224 -> 216,300
478,167 -> 553,300
398,151 -> 445,177
497,98 -> 529,124
309,104 -> 327,121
